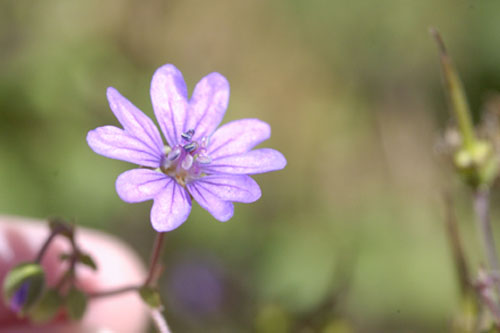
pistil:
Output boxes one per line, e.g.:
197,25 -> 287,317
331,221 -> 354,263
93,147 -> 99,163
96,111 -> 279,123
159,129 -> 212,185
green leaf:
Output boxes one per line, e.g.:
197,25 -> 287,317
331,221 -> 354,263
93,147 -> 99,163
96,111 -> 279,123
139,286 -> 162,308
3,262 -> 45,315
29,289 -> 63,323
79,253 -> 98,271
66,288 -> 87,320
431,28 -> 476,151
59,253 -> 71,261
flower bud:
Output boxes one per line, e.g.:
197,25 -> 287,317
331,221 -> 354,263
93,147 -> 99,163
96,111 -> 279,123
3,262 -> 45,316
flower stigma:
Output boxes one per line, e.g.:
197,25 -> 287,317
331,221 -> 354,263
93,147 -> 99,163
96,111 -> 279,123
160,129 -> 212,186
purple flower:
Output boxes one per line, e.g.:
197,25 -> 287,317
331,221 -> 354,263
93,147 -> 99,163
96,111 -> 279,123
87,64 -> 286,232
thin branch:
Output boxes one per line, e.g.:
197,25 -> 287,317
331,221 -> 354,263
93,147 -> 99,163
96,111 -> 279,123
88,232 -> 166,299
473,188 -> 500,275
88,285 -> 139,299
144,232 -> 165,287
35,226 -> 64,263
477,268 -> 500,328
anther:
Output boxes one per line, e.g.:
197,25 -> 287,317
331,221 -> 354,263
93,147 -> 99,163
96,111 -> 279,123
181,129 -> 195,141
183,142 -> 198,153
167,146 -> 182,160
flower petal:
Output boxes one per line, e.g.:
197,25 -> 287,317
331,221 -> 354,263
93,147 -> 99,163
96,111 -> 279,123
151,178 -> 192,232
207,119 -> 271,159
187,182 -> 234,222
116,169 -> 169,203
87,126 -> 162,167
204,148 -> 287,175
186,73 -> 229,140
107,87 -> 164,156
189,175 -> 261,203
150,64 -> 188,147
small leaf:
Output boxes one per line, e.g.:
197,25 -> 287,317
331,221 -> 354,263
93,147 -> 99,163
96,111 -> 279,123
59,253 -> 71,261
3,262 -> 45,315
79,253 -> 98,271
29,289 -> 63,323
139,286 -> 162,308
66,288 -> 87,320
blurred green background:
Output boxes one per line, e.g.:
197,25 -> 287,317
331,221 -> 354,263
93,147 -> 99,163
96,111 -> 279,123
3,0 -> 500,331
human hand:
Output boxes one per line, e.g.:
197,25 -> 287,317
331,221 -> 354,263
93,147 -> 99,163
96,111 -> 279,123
0,215 -> 149,332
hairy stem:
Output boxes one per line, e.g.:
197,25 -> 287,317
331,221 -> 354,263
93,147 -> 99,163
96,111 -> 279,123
478,287 -> 500,327
144,232 -> 165,287
474,189 -> 500,276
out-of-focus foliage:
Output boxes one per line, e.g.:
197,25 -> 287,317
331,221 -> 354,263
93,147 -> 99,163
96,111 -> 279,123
2,0 -> 500,331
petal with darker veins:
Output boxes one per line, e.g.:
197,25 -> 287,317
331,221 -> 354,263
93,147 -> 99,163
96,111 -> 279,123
87,126 -> 162,168
151,179 -> 192,232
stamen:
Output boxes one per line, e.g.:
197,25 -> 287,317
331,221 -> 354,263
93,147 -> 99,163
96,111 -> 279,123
183,142 -> 198,153
197,154 -> 212,164
181,129 -> 195,141
167,146 -> 182,161
181,154 -> 194,170
200,136 -> 210,148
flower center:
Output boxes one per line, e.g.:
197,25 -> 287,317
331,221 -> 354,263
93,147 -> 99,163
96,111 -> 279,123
160,129 -> 212,186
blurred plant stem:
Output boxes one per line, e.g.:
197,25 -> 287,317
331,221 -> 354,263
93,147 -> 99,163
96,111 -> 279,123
476,267 -> 500,328
35,219 -> 74,264
88,231 -> 170,332
431,28 -> 500,273
443,193 -> 482,332
474,189 -> 500,277
432,28 -> 500,328
443,193 -> 471,294
144,232 -> 165,287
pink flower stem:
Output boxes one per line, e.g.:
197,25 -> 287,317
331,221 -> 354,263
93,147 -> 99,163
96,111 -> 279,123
144,232 -> 165,287
474,189 -> 500,277
476,278 -> 500,327
89,231 -> 166,298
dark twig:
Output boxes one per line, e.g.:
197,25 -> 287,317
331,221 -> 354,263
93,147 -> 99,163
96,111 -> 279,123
35,225 -> 66,263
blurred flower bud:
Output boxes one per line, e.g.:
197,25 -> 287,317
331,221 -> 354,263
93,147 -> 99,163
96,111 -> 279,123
3,262 -> 45,316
